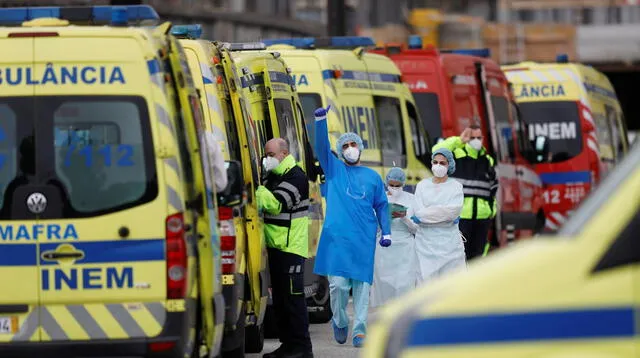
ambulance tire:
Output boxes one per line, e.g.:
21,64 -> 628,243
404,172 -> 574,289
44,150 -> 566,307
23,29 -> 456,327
244,322 -> 265,353
534,211 -> 546,235
308,276 -> 332,324
222,305 -> 246,358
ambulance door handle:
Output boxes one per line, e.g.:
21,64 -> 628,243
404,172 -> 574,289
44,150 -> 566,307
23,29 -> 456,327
43,252 -> 83,260
0,305 -> 28,314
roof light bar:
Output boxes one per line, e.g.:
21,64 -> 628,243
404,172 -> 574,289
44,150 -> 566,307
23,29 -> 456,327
222,42 -> 267,51
171,24 -> 203,39
441,48 -> 492,58
408,35 -> 422,49
262,36 -> 376,49
0,5 -> 160,26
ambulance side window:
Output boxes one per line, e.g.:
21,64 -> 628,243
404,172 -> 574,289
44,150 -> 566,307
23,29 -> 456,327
492,96 -> 515,162
593,208 -> 640,273
0,104 -> 17,212
374,96 -> 406,167
239,98 -> 260,186
406,100 -> 431,167
223,98 -> 243,161
274,98 -> 302,162
260,102 -> 274,150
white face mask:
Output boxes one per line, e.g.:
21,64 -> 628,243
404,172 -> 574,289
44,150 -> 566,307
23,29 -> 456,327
343,147 -> 360,164
469,138 -> 483,151
262,156 -> 280,172
388,186 -> 403,196
432,164 -> 448,178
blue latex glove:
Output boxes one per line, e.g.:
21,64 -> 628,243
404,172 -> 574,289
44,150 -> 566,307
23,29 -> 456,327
410,215 -> 421,225
453,216 -> 460,224
379,234 -> 392,247
314,105 -> 332,119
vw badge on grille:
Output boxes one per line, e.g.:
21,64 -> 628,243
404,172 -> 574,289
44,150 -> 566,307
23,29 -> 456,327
26,192 -> 47,214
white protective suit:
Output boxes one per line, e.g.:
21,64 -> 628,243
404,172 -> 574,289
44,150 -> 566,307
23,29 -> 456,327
371,189 -> 419,307
410,177 -> 466,284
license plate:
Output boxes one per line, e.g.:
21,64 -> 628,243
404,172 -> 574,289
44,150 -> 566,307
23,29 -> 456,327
0,317 -> 18,334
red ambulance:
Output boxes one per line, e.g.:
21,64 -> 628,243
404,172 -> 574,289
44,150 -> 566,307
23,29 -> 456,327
371,37 -> 548,244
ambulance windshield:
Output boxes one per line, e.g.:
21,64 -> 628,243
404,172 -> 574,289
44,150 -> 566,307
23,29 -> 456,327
519,101 -> 582,163
413,92 -> 442,142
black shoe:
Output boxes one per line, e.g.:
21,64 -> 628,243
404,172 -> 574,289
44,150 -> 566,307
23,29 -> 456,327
263,344 -> 291,358
281,346 -> 313,358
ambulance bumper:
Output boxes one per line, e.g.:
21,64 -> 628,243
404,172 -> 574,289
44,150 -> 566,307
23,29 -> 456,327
0,310 -> 192,358
0,337 -> 182,358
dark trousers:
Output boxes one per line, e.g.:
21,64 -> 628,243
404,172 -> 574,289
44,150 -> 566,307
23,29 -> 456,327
460,219 -> 492,261
267,248 -> 312,351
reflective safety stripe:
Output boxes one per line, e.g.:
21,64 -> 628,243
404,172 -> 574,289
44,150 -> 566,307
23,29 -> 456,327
264,210 -> 309,221
292,199 -> 310,210
288,265 -> 302,273
273,189 -> 293,208
278,181 -> 301,203
455,178 -> 492,189
462,187 -> 491,197
11,303 -> 166,342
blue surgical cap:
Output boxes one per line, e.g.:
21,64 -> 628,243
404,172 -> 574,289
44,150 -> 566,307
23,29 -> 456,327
432,148 -> 456,175
336,132 -> 364,158
386,167 -> 406,184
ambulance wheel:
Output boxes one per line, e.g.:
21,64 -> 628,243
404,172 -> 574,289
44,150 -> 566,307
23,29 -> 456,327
264,304 -> 279,338
244,322 -> 264,353
308,277 -> 332,324
222,305 -> 245,358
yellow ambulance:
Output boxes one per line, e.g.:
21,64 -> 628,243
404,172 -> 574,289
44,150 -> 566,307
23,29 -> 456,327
171,26 -> 324,355
503,58 -> 630,232
263,36 -> 434,193
363,140 -> 640,358
0,6 -> 225,358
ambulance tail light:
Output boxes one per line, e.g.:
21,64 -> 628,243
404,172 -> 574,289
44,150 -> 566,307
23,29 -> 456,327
218,207 -> 236,274
166,213 -> 187,299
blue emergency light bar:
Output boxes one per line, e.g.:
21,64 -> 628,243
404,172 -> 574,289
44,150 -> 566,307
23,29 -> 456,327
0,5 -> 160,26
262,36 -> 376,49
441,48 -> 491,58
408,35 -> 422,49
171,24 -> 203,39
556,53 -> 569,63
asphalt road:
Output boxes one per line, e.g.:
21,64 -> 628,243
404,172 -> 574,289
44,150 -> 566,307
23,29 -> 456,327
248,300 -> 369,358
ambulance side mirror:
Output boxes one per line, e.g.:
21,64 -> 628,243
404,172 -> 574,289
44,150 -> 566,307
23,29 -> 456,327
532,135 -> 550,163
218,160 -> 244,207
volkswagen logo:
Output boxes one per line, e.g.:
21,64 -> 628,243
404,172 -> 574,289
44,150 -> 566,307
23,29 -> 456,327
26,192 -> 47,214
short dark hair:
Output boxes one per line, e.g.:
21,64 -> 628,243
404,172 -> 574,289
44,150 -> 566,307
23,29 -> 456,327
469,124 -> 481,130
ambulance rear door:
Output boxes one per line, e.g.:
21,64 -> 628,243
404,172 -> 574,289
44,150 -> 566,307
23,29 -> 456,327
0,33 -> 39,343
33,35 -> 167,342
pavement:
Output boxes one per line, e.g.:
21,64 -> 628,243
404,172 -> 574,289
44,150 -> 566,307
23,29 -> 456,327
247,300 -> 370,358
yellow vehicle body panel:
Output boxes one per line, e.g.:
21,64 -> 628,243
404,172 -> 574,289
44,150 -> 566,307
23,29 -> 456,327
504,62 -> 629,164
364,143 -> 640,357
268,45 -> 433,192
0,20 -> 222,356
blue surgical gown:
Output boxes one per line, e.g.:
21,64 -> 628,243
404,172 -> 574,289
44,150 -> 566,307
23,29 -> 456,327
313,118 -> 391,284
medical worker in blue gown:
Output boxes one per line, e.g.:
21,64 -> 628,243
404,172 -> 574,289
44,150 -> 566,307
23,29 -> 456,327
371,167 -> 418,308
312,107 -> 392,348
409,148 -> 466,284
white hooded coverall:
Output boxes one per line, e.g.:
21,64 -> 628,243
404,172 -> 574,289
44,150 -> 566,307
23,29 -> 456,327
410,178 -> 466,284
371,189 -> 418,307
